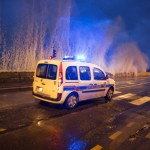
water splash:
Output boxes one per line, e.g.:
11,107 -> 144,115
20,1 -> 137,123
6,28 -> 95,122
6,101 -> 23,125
109,42 -> 148,74
69,17 -> 148,74
0,0 -> 71,71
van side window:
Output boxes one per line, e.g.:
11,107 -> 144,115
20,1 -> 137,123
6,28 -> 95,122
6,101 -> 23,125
79,66 -> 91,80
36,64 -> 48,78
93,67 -> 106,80
47,64 -> 57,80
66,66 -> 78,80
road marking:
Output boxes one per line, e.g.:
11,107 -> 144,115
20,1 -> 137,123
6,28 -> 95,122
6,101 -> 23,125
0,128 -> 6,132
126,81 -> 134,85
114,91 -> 122,94
114,93 -> 136,100
109,131 -> 122,140
129,96 -> 150,106
126,122 -> 135,127
145,133 -> 150,139
91,145 -> 103,150
117,82 -> 150,90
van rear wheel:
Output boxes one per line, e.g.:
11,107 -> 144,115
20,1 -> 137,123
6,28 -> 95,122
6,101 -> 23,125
105,88 -> 114,102
65,93 -> 78,109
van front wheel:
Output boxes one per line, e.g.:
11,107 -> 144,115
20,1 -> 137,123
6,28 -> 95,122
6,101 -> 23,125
65,93 -> 78,109
105,88 -> 114,102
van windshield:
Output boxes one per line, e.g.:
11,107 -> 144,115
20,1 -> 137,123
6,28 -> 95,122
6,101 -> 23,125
36,64 -> 57,80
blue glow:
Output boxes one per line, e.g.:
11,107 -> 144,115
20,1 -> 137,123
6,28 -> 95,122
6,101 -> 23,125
68,140 -> 87,150
76,55 -> 86,61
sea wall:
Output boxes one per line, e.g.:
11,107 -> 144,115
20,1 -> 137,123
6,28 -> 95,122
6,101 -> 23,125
0,72 -> 150,84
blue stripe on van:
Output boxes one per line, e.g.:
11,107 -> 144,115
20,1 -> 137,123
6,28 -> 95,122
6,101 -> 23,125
63,86 -> 76,91
63,86 -> 87,91
78,86 -> 88,90
63,84 -> 114,91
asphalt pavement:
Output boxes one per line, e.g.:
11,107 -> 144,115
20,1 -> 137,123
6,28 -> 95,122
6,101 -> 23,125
0,76 -> 150,150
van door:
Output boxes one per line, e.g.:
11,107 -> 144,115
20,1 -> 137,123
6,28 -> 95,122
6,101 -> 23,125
34,62 -> 59,99
78,66 -> 94,100
92,67 -> 107,98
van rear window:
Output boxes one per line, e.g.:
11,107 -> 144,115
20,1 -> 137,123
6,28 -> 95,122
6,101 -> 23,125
36,64 -> 57,80
47,64 -> 57,80
36,64 -> 48,78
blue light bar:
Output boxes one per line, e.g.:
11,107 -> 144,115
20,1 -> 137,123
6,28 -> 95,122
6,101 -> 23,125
63,56 -> 75,60
62,55 -> 86,61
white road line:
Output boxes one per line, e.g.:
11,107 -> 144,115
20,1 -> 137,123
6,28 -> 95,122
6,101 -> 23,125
109,131 -> 122,140
0,128 -> 6,132
126,122 -> 135,127
114,91 -> 122,94
145,132 -> 150,139
91,145 -> 103,150
126,81 -> 134,85
114,93 -> 136,100
117,82 -> 150,90
129,96 -> 150,106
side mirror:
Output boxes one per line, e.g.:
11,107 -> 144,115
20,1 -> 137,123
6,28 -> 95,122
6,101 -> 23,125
106,74 -> 109,79
105,72 -> 113,79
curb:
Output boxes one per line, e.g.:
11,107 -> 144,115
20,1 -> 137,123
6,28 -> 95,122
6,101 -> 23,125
0,86 -> 32,93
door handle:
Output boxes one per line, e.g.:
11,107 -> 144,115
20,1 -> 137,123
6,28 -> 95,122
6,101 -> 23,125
89,84 -> 93,86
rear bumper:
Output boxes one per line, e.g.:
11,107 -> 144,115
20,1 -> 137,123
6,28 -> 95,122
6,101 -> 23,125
33,92 -> 64,104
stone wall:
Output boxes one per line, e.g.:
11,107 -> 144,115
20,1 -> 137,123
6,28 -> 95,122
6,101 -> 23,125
0,72 -> 34,83
0,72 -> 150,84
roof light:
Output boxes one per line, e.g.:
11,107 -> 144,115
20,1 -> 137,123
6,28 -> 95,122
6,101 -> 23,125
63,56 -> 75,60
62,55 -> 86,61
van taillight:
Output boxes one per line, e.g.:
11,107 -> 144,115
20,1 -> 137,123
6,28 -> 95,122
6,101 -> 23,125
58,62 -> 63,87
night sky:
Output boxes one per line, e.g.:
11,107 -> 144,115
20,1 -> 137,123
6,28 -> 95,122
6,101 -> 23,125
72,0 -> 150,67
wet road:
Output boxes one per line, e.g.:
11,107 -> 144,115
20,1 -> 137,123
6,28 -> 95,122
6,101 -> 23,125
0,77 -> 150,150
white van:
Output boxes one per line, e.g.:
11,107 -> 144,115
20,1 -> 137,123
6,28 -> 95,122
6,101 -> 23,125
33,58 -> 115,109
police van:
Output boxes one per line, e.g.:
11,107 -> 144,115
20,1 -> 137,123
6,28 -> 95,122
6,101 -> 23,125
32,56 -> 115,109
